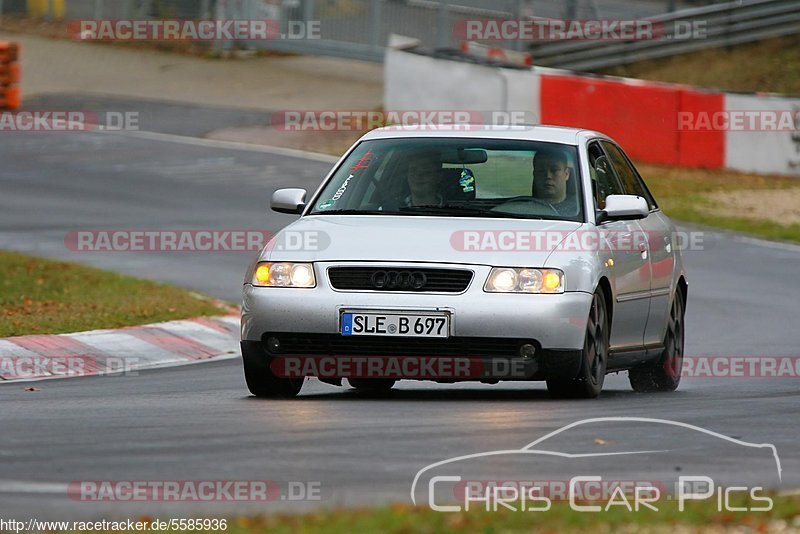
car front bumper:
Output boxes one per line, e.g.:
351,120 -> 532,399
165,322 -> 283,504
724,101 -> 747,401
241,262 -> 592,352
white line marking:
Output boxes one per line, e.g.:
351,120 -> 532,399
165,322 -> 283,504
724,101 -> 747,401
732,234 -> 800,253
0,481 -> 69,494
99,128 -> 339,163
676,225 -> 800,254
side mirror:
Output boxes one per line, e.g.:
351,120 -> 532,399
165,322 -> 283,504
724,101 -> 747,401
597,195 -> 649,224
271,188 -> 307,215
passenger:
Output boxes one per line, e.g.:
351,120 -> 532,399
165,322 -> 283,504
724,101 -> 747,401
532,147 -> 576,216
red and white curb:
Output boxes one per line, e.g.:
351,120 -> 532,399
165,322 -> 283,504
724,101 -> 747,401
0,316 -> 240,382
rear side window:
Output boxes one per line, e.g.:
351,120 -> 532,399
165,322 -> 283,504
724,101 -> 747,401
600,141 -> 658,210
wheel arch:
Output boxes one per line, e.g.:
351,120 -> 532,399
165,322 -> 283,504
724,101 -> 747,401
676,275 -> 688,310
596,276 -> 614,328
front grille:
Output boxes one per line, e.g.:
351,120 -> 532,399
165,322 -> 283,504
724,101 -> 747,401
328,267 -> 473,292
263,333 -> 535,358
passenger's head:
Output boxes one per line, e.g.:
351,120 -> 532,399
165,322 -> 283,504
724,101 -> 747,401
532,147 -> 571,202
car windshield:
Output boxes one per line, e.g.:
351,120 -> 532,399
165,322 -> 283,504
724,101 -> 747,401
308,138 -> 584,222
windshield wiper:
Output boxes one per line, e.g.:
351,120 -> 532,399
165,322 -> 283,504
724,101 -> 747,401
311,209 -> 400,215
398,205 -> 534,219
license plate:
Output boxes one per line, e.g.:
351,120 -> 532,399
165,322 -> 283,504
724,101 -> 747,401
341,312 -> 449,338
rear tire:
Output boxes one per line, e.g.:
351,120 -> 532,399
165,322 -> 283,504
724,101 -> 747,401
629,290 -> 685,392
348,378 -> 396,394
242,345 -> 304,398
546,290 -> 609,399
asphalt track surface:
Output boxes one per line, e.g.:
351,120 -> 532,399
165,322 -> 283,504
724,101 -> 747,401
1,96 -> 799,521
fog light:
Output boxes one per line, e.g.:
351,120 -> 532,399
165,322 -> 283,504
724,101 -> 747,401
266,337 -> 281,353
519,343 -> 537,359
542,271 -> 563,293
254,264 -> 271,285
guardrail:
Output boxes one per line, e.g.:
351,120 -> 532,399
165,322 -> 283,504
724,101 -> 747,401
0,41 -> 21,110
527,0 -> 800,71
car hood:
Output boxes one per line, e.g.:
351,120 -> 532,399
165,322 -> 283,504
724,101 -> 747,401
261,215 -> 582,266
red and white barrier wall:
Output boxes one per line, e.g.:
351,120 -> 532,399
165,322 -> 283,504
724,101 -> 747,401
385,44 -> 800,176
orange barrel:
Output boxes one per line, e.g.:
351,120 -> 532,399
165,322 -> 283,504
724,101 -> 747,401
0,63 -> 20,84
0,42 -> 19,63
5,86 -> 22,110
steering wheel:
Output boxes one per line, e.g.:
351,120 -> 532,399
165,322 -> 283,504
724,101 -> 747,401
491,196 -> 561,217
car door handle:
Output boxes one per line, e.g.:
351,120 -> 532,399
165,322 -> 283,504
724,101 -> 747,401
638,242 -> 648,260
664,236 -> 672,254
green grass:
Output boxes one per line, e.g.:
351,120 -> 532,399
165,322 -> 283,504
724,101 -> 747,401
124,494 -> 800,533
638,163 -> 800,243
601,34 -> 800,95
0,251 -> 229,337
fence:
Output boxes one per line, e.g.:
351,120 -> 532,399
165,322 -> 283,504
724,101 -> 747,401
1,0 -> 731,63
0,0 -> 213,19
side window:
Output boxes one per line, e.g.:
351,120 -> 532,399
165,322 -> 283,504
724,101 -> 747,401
588,141 -> 624,210
601,141 -> 657,210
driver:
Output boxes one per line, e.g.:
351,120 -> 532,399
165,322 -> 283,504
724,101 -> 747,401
405,150 -> 443,207
532,147 -> 576,216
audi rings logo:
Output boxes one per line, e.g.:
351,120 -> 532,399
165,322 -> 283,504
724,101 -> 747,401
370,270 -> 427,290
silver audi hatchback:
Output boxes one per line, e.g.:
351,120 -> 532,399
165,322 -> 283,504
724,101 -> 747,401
241,125 -> 688,398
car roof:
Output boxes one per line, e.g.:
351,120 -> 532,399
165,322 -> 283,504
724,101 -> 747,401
359,124 -> 612,145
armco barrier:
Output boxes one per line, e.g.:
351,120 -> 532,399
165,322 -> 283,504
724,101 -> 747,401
0,41 -> 21,110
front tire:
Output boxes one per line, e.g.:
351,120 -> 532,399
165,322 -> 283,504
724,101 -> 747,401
241,343 -> 304,398
629,290 -> 685,392
546,290 -> 609,399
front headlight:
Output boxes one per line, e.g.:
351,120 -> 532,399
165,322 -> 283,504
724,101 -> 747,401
252,262 -> 316,288
484,268 -> 564,294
